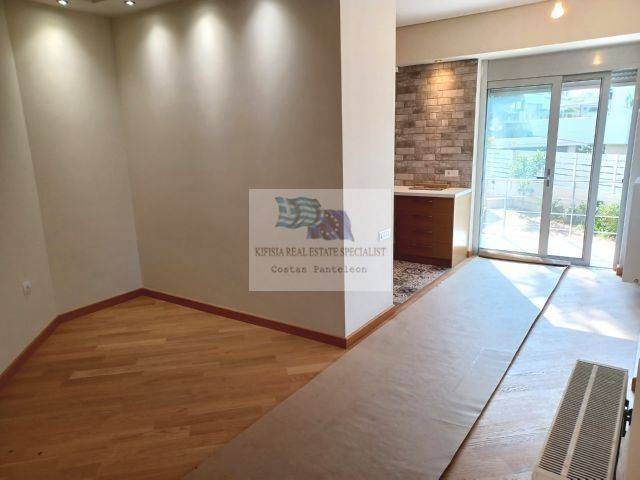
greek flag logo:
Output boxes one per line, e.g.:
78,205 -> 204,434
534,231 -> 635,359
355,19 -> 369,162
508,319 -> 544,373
274,197 -> 354,241
275,197 -> 322,229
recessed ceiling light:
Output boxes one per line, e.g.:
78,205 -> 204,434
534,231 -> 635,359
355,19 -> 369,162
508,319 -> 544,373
57,0 -> 69,6
124,0 -> 136,6
551,1 -> 565,19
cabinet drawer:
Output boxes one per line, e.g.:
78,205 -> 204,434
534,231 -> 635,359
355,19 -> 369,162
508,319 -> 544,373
395,240 -> 452,260
395,212 -> 452,229
395,224 -> 452,244
395,196 -> 453,216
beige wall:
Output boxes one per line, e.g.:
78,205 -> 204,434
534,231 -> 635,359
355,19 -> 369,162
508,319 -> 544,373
397,0 -> 640,66
340,0 -> 395,335
0,0 -> 57,371
1,0 -> 396,348
113,0 -> 346,336
5,0 -> 142,313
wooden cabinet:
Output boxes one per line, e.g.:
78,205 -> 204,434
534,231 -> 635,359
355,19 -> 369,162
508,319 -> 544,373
394,193 -> 471,267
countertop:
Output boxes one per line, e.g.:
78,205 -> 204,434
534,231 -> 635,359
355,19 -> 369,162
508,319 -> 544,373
394,186 -> 472,198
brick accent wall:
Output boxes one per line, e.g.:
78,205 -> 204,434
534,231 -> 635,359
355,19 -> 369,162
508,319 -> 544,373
395,60 -> 478,188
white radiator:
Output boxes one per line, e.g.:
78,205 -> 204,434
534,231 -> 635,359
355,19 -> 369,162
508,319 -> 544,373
623,177 -> 640,285
533,360 -> 628,480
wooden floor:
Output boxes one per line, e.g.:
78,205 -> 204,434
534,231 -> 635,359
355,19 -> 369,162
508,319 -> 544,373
444,266 -> 640,479
0,297 -> 344,480
1,267 -> 638,480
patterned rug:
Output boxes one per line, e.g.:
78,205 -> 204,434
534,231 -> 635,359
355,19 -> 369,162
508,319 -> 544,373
393,260 -> 449,305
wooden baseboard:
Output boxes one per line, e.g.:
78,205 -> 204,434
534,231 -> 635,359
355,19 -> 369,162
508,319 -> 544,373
344,256 -> 474,349
57,288 -> 145,322
140,288 -> 347,348
345,305 -> 397,349
1,286 -> 348,391
3,264 -> 472,388
0,288 -> 145,389
0,315 -> 62,389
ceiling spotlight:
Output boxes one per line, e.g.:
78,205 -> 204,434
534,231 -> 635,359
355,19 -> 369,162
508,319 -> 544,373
57,0 -> 69,6
551,1 -> 565,19
124,0 -> 136,6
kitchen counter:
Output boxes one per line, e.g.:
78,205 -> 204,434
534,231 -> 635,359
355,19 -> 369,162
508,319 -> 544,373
394,186 -> 472,267
394,186 -> 472,198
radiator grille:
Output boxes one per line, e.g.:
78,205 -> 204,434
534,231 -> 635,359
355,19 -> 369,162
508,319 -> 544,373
534,361 -> 627,480
568,365 -> 627,480
539,361 -> 592,475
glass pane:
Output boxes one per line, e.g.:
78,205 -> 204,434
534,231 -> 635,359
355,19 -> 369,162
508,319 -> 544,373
591,80 -> 636,268
547,79 -> 601,259
480,85 -> 552,254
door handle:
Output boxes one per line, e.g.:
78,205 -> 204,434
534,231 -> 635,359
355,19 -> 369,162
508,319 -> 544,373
536,169 -> 552,187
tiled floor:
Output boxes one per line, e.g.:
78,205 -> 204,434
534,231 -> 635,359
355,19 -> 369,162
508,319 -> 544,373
393,260 -> 449,304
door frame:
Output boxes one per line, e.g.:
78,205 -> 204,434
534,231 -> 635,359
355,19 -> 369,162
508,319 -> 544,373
476,72 -> 615,266
538,75 -> 562,259
614,74 -> 640,269
581,72 -> 612,266
471,45 -> 640,270
479,76 -> 562,261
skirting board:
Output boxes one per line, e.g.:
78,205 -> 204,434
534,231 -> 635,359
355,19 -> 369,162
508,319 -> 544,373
0,288 -> 145,389
344,257 -> 473,348
0,315 -> 63,389
345,306 -> 397,349
140,289 -> 348,348
141,290 -> 421,350
56,288 -> 145,322
143,289 -> 413,350
1,284 -> 416,388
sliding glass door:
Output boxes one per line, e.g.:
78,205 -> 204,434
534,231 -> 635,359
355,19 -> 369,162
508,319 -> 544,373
479,78 -> 560,258
479,71 -> 637,267
546,78 -> 605,261
593,75 -> 638,267
479,83 -> 553,254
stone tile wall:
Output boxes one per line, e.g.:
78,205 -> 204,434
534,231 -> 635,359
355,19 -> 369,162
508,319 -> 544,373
395,59 -> 477,188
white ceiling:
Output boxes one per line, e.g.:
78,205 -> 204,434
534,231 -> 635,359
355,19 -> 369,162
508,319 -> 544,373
32,0 -> 553,20
397,0 -> 548,27
30,0 -> 177,16
33,0 -> 551,21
